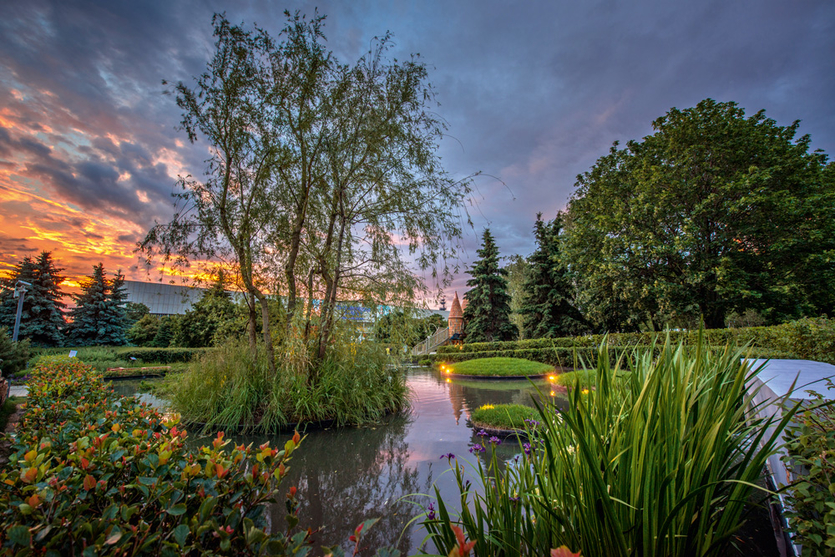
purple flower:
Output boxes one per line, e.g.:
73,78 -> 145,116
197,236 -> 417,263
469,443 -> 485,454
509,496 -> 520,503
523,442 -> 532,456
427,502 -> 436,520
524,418 -> 540,428
489,436 -> 501,445
440,453 -> 455,460
477,429 -> 488,437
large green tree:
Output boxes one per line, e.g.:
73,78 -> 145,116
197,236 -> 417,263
520,213 -> 589,338
564,99 -> 835,330
67,264 -> 128,346
0,251 -> 66,346
141,12 -> 469,377
463,229 -> 517,343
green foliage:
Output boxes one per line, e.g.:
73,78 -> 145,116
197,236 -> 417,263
519,213 -> 588,339
142,11 -> 471,375
171,281 -> 237,348
29,346 -> 207,372
504,255 -> 529,339
782,379 -> 835,555
463,229 -> 517,343
374,310 -> 444,347
0,251 -> 66,347
564,99 -> 835,331
166,329 -> 408,432
435,316 -> 835,364
0,355 -> 319,555
124,302 -> 150,325
126,314 -> 161,347
469,403 -> 540,430
67,264 -> 129,346
425,338 -> 802,557
0,328 -> 30,378
552,369 -> 597,388
150,316 -> 175,348
0,396 -> 22,432
442,357 -> 554,377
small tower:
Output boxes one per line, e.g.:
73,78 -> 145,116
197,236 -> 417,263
448,291 -> 464,339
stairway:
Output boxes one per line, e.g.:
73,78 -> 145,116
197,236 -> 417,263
412,326 -> 450,356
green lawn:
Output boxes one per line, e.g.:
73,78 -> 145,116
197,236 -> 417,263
440,357 -> 554,377
470,403 -> 540,430
552,369 -> 597,387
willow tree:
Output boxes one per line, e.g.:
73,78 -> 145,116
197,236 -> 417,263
142,12 -> 469,375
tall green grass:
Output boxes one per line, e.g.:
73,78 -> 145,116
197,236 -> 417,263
425,335 -> 801,557
165,334 -> 409,432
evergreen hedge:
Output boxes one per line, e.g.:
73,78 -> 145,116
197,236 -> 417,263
435,317 -> 835,364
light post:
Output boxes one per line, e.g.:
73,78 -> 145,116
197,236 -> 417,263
12,280 -> 31,342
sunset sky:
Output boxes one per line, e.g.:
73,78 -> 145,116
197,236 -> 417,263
1,0 -> 833,303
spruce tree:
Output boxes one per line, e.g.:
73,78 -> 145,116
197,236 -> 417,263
462,229 -> 517,343
0,251 -> 66,346
520,213 -> 589,339
67,264 -> 128,346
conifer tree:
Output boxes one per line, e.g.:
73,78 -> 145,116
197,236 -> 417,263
0,251 -> 66,346
151,317 -> 174,348
67,264 -> 128,346
462,229 -> 517,343
520,213 -> 589,339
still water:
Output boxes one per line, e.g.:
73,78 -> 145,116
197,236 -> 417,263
112,368 -> 561,555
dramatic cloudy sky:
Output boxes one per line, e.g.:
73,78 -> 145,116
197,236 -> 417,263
1,0 -> 833,301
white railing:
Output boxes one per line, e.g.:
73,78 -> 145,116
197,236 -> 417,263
412,326 -> 450,356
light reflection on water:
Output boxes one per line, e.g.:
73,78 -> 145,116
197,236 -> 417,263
113,368 -> 564,555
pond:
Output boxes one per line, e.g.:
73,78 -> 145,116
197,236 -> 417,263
112,368 -> 559,555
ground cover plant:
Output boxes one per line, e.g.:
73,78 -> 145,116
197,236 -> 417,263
425,337 -> 801,557
0,355 -> 320,555
782,379 -> 835,554
439,357 -> 554,377
469,404 -> 540,431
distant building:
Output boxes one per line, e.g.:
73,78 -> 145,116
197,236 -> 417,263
123,280 -> 206,316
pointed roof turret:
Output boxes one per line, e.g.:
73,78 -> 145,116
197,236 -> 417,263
449,291 -> 463,320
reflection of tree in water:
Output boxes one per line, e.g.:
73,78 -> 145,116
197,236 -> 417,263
265,415 -> 420,555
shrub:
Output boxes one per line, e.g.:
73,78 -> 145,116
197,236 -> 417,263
0,329 -> 29,378
0,355 -> 314,555
782,379 -> 835,555
425,337 -> 802,557
435,317 -> 835,364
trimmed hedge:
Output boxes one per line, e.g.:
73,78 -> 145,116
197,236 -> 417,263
434,344 -> 792,369
436,317 -> 835,364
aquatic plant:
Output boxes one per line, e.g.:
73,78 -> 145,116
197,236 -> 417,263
425,336 -> 801,557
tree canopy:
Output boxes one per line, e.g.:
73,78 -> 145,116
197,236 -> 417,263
463,229 -> 517,343
67,264 -> 129,346
0,251 -> 66,346
519,213 -> 588,338
141,12 -> 470,375
563,99 -> 835,330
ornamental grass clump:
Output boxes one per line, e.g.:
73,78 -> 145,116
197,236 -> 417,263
0,355 -> 315,555
425,335 -> 802,557
167,325 -> 408,432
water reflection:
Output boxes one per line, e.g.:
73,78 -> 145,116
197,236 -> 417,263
119,368 -> 565,555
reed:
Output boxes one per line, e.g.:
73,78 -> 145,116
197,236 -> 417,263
425,334 -> 801,557
165,334 -> 408,432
